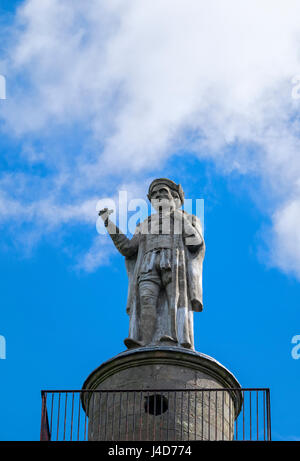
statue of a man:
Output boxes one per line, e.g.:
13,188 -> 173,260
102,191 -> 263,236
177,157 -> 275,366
99,178 -> 205,350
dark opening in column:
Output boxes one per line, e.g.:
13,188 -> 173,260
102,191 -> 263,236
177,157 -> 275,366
144,394 -> 168,415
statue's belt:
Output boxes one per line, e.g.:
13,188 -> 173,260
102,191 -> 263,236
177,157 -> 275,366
144,247 -> 173,254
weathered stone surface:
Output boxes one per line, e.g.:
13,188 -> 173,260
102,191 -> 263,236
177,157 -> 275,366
82,347 -> 242,441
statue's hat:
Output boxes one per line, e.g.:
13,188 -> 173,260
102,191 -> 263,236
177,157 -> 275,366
148,178 -> 184,204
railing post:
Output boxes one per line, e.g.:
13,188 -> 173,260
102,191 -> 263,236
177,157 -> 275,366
40,391 -> 51,441
266,389 -> 272,441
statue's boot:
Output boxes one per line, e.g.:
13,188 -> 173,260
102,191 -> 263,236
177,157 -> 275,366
124,337 -> 143,349
159,335 -> 178,345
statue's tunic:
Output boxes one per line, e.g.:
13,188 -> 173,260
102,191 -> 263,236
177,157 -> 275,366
107,210 -> 205,349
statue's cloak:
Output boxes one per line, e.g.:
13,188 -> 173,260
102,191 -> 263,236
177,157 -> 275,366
125,210 -> 205,349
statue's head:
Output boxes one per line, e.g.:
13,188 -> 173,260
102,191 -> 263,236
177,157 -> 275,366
148,178 -> 184,211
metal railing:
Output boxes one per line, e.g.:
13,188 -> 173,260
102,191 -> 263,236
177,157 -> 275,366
40,388 -> 271,441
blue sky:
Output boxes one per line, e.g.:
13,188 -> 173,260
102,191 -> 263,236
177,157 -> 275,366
1,0 -> 300,441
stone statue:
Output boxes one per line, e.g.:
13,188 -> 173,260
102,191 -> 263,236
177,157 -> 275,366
99,178 -> 205,350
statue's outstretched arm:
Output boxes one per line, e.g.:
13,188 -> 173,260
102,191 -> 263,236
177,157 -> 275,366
105,220 -> 139,257
99,209 -> 139,257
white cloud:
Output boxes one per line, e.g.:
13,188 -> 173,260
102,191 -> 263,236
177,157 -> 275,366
75,236 -> 115,273
0,188 -> 97,229
1,0 -> 300,274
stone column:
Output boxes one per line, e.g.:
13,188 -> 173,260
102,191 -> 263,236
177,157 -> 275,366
81,346 -> 242,441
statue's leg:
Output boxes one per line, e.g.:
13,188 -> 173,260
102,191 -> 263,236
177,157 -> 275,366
159,270 -> 178,345
138,280 -> 160,346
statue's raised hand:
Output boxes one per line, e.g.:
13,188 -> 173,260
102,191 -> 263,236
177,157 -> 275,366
98,208 -> 113,227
